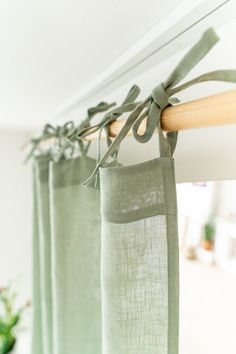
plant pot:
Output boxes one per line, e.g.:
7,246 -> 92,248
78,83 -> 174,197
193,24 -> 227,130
201,239 -> 214,251
184,246 -> 197,260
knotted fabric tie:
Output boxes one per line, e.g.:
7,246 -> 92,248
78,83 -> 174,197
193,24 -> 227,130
25,121 -> 76,162
83,27 -> 236,185
72,101 -> 116,155
25,101 -> 115,162
77,85 -> 141,141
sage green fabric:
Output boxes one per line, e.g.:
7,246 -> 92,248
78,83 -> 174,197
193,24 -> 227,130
33,156 -> 53,354
100,157 -> 179,354
32,156 -> 102,354
31,168 -> 43,354
50,155 -> 101,354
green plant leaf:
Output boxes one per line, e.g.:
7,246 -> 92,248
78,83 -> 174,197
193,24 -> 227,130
0,333 -> 16,354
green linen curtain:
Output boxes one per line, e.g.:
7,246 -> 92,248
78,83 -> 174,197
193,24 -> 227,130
31,103 -> 117,354
99,153 -> 179,354
31,28 -> 236,354
33,156 -> 53,354
32,154 -> 103,354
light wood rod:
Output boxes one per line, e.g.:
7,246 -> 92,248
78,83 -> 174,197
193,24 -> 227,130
85,89 -> 236,141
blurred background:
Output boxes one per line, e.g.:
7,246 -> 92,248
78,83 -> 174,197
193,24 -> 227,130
178,181 -> 236,354
1,1 -> 236,353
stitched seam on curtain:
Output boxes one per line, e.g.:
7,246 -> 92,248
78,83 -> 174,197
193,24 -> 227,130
100,157 -> 176,223
165,159 -> 179,354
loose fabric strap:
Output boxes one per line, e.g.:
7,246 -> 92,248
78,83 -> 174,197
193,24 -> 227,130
77,85 -> 141,140
77,85 -> 141,145
76,85 -> 141,187
76,85 -> 141,165
83,27 -> 236,185
73,101 -> 116,156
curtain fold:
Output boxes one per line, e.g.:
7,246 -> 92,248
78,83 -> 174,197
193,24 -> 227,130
32,156 -> 53,354
32,155 -> 102,354
31,166 -> 43,354
50,155 -> 102,354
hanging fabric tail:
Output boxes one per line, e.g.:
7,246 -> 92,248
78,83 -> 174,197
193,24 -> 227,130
77,84 -> 141,159
76,101 -> 116,156
77,85 -> 141,187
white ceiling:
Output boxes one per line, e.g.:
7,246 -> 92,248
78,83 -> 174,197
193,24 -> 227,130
0,0 -> 184,129
1,0 -> 236,130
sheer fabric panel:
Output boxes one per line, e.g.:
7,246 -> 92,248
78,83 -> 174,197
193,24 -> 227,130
100,157 -> 179,354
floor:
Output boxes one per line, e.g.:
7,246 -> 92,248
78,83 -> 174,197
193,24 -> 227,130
180,257 -> 236,354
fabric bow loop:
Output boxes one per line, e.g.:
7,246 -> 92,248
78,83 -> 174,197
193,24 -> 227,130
132,83 -> 171,144
152,83 -> 170,110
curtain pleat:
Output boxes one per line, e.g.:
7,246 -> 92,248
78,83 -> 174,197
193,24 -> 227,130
50,155 -> 102,354
31,166 -> 43,354
34,157 -> 53,354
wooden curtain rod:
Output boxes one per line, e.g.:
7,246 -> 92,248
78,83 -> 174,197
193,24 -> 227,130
84,89 -> 236,141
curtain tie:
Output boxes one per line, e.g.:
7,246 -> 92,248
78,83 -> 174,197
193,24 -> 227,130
83,27 -> 236,185
132,83 -> 177,144
76,85 -> 141,164
152,83 -> 170,109
71,101 -> 117,156
25,121 -> 76,162
25,102 -> 116,162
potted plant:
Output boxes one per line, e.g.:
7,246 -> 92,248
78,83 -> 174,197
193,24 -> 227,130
0,284 -> 29,354
201,220 -> 216,251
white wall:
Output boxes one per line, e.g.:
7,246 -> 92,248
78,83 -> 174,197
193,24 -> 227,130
0,129 -> 32,303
